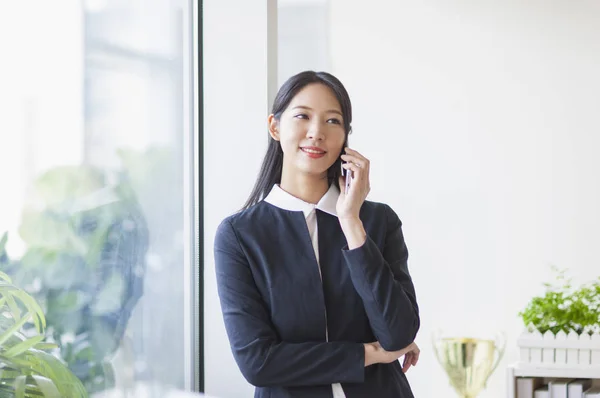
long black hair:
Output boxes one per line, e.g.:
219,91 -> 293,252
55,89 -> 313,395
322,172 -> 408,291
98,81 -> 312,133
242,71 -> 353,210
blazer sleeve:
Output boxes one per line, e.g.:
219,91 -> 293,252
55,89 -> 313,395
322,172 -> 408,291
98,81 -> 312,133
214,218 -> 365,388
342,204 -> 420,352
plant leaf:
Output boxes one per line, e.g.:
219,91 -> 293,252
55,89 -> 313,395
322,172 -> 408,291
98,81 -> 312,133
34,343 -> 58,351
0,352 -> 32,369
0,368 -> 22,379
0,312 -> 30,347
0,270 -> 12,283
0,231 -> 8,257
4,335 -> 45,358
15,374 -> 26,398
10,289 -> 46,331
24,349 -> 88,398
5,293 -> 22,322
30,375 -> 61,398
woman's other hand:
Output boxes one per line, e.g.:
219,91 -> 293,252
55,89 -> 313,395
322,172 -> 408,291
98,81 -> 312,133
364,341 -> 420,372
401,342 -> 420,373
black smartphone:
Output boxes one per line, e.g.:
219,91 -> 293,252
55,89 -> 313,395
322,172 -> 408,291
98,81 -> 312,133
338,137 -> 351,194
340,154 -> 352,194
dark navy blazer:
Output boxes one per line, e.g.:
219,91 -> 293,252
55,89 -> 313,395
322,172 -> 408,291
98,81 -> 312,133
214,198 -> 420,398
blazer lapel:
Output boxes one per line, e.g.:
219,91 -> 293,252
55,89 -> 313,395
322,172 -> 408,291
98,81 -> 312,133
265,207 -> 328,340
316,210 -> 354,340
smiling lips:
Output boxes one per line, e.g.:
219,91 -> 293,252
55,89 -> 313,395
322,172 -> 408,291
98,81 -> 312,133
300,146 -> 326,159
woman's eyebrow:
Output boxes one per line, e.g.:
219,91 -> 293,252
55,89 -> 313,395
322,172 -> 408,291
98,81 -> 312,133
291,105 -> 343,116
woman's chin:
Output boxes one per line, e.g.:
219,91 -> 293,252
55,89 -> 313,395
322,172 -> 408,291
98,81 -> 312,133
294,164 -> 329,177
290,157 -> 336,178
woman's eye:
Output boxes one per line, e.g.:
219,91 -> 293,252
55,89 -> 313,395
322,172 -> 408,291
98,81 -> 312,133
327,118 -> 341,125
295,114 -> 308,119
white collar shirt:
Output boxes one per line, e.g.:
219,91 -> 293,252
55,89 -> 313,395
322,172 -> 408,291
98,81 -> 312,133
264,184 -> 347,398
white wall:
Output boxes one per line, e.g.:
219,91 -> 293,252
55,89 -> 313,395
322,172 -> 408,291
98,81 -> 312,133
278,0 -> 329,85
329,1 -> 600,397
203,1 -> 277,397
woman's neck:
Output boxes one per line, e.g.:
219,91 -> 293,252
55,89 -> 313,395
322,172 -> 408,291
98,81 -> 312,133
279,171 -> 329,205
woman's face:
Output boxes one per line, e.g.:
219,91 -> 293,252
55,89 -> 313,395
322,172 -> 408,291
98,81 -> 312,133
269,83 -> 346,179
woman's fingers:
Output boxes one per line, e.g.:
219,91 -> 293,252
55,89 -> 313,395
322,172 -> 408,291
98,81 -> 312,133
406,343 -> 420,366
400,342 -> 420,372
402,353 -> 413,373
412,349 -> 420,365
340,154 -> 369,169
400,342 -> 416,356
344,147 -> 369,162
341,161 -> 369,190
341,162 -> 362,174
369,341 -> 419,369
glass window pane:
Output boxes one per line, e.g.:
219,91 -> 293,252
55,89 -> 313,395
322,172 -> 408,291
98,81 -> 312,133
0,1 -> 195,397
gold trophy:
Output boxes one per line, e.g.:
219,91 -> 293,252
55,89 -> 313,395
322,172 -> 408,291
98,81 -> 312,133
432,331 -> 506,398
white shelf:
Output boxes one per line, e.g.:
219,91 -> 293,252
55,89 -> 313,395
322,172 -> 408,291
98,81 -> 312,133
513,365 -> 600,379
506,363 -> 600,398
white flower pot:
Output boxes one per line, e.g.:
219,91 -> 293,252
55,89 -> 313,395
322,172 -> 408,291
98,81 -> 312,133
517,330 -> 600,369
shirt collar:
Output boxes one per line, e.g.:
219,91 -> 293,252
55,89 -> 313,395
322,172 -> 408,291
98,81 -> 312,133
264,184 -> 339,218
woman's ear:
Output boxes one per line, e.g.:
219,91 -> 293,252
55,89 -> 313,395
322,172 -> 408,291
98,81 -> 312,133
268,114 -> 280,141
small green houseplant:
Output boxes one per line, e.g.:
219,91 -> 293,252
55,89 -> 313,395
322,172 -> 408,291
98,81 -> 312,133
0,266 -> 87,397
519,267 -> 600,335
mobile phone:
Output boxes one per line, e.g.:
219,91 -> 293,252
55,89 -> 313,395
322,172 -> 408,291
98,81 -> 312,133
340,159 -> 352,194
339,140 -> 351,194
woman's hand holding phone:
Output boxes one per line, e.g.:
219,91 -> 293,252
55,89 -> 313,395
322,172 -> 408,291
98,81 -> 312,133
336,147 -> 371,249
336,147 -> 370,219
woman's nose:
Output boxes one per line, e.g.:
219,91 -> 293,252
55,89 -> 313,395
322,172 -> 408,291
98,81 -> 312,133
306,121 -> 325,140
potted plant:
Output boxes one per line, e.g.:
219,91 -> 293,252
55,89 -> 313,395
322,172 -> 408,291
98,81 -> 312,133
516,267 -> 600,368
0,266 -> 87,397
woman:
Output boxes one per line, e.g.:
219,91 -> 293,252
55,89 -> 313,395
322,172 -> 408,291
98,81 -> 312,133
214,71 -> 420,398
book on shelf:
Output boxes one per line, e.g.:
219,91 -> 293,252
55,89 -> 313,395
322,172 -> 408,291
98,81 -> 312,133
516,376 -> 597,398
533,386 -> 549,398
517,377 -> 543,398
584,387 -> 600,398
549,379 -> 575,398
570,380 -> 594,398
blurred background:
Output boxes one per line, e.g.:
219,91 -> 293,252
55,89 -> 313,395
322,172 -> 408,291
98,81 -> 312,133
0,1 -> 198,397
1,0 -> 599,397
204,0 -> 600,397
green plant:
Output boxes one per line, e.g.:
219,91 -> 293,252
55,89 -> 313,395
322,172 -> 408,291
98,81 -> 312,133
0,269 -> 87,397
0,162 -> 149,393
0,146 -> 184,391
519,267 -> 600,335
